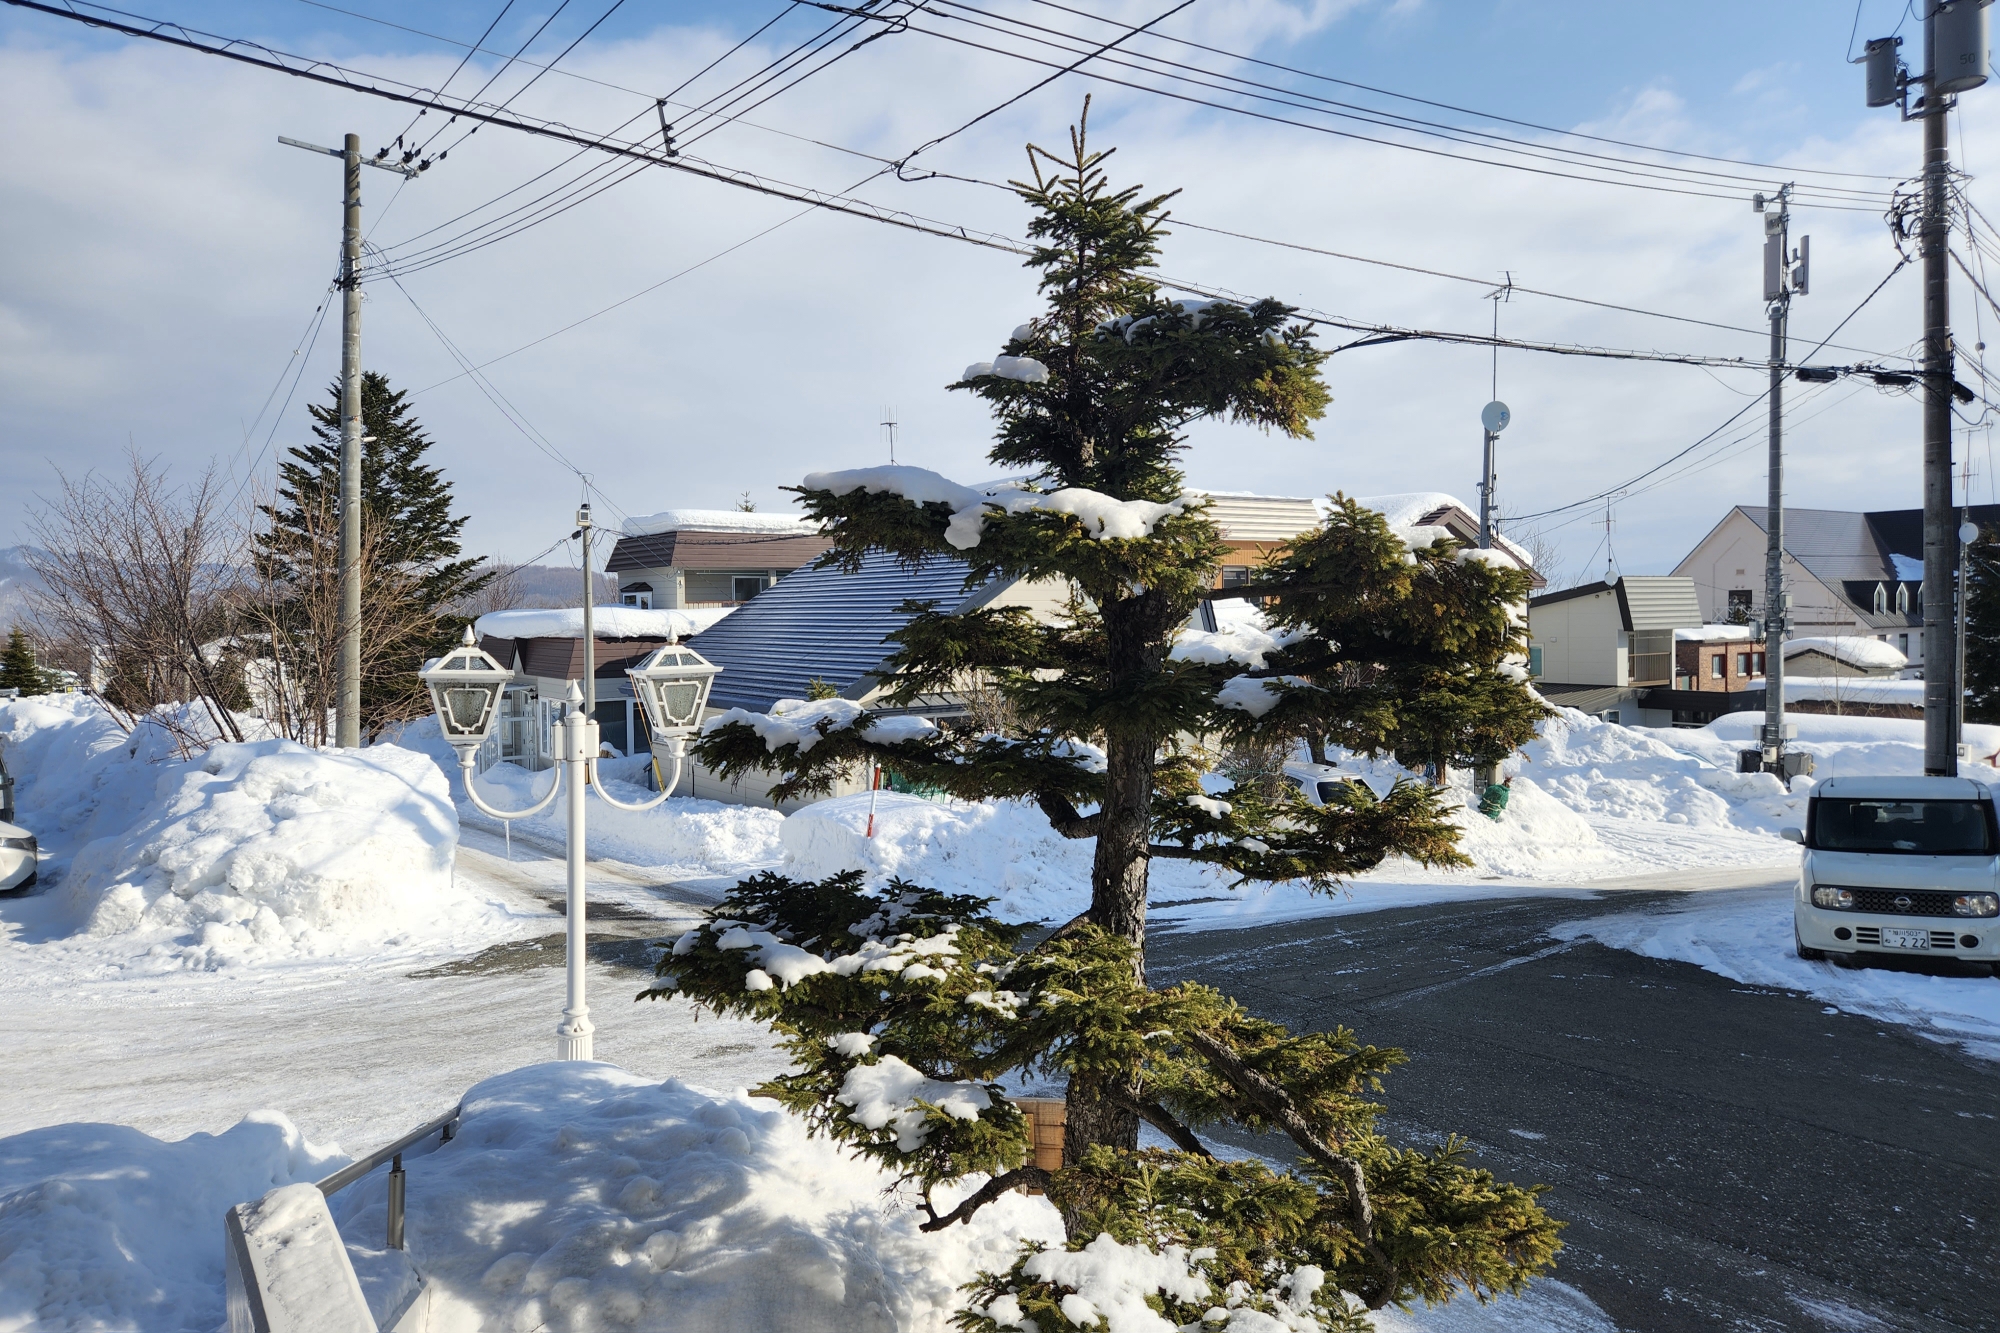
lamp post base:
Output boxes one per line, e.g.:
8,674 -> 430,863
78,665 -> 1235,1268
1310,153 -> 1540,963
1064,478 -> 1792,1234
556,1014 -> 594,1062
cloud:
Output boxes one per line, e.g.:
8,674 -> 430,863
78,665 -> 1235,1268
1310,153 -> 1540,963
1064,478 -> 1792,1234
0,10 -> 1973,586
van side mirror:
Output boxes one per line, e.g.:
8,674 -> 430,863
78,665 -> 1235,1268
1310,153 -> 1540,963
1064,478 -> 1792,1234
1780,827 -> 1804,844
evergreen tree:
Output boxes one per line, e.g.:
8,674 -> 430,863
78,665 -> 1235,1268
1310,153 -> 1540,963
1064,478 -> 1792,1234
0,627 -> 54,696
664,112 -> 1558,1326
1966,525 -> 2000,723
254,371 -> 491,736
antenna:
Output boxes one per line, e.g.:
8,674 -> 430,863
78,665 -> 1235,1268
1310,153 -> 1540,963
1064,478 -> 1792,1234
881,406 -> 899,465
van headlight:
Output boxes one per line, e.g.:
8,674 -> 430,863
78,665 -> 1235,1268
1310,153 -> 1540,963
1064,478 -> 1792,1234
1951,893 -> 2000,918
0,836 -> 33,852
1811,885 -> 1855,910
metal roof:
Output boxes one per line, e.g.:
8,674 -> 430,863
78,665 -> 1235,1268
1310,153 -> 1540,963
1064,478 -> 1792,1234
1617,575 -> 1703,631
1193,493 -> 1322,543
688,550 -> 994,712
607,528 -> 831,574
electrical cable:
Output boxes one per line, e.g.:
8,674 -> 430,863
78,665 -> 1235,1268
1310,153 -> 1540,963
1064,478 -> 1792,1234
380,0 -> 515,154
425,0 -> 631,165
224,282 -> 338,515
408,0 -> 574,159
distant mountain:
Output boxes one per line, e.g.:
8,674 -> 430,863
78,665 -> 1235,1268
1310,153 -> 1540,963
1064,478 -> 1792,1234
478,563 -> 618,611
0,547 -> 47,632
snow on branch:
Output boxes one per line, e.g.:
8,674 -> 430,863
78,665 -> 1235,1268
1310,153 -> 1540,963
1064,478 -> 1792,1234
700,697 -> 938,753
801,465 -> 1188,550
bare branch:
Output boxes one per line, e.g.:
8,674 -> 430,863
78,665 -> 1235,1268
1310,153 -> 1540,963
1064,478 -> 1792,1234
1036,790 -> 1103,839
917,1166 -> 1052,1231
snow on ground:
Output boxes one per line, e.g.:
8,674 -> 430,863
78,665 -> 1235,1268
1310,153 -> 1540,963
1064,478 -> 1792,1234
0,1111 -> 344,1332
1551,885 -> 2000,1062
0,697 -> 512,972
1664,710 -> 2000,783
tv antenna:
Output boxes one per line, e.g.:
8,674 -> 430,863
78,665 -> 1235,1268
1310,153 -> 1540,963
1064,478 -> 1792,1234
881,406 -> 899,464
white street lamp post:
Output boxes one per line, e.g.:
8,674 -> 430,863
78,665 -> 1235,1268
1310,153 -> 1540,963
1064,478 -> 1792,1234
419,624 -> 720,1061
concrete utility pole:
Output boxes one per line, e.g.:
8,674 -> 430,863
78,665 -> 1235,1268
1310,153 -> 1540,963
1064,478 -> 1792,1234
278,134 -> 417,748
1921,65 -> 1959,775
1760,185 -> 1800,776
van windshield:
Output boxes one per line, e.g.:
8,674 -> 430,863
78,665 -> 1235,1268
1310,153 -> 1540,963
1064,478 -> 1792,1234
1812,798 -> 1994,855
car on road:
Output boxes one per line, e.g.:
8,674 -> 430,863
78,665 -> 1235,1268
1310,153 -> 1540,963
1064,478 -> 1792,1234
1790,775 -> 2000,973
0,819 -> 37,892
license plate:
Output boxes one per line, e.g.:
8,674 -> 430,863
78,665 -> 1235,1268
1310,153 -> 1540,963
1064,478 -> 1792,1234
1879,926 -> 1931,950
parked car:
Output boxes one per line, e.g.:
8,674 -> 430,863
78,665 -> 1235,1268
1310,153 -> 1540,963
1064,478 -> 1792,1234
0,819 -> 36,892
1789,775 -> 2000,973
1282,760 -> 1398,806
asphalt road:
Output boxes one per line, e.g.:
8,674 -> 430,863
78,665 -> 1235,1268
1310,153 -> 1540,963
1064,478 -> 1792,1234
1147,887 -> 2000,1333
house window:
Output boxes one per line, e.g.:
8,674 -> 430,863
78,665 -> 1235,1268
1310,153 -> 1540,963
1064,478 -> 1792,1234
1527,645 -> 1543,678
1710,654 -> 1725,680
1220,566 -> 1251,587
1899,632 -> 1910,654
1629,629 -> 1673,686
1727,589 -> 1753,621
621,590 -> 652,609
1736,652 -> 1750,676
1752,652 -> 1766,676
733,574 -> 772,602
1873,583 -> 1888,615
1895,584 -> 1910,614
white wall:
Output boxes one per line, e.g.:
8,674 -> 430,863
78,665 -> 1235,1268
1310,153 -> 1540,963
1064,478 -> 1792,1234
1529,590 -> 1626,686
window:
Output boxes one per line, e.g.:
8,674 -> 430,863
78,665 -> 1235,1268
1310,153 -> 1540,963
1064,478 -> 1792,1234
1873,583 -> 1888,615
732,574 -> 772,602
1752,651 -> 1766,676
1810,798 -> 1995,855
1736,652 -> 1750,676
1629,629 -> 1673,685
620,590 -> 652,609
1899,632 -> 1910,654
1710,654 -> 1725,680
1895,584 -> 1910,614
1727,589 -> 1754,621
1599,709 -> 1622,724
1220,566 -> 1251,587
1527,645 -> 1543,678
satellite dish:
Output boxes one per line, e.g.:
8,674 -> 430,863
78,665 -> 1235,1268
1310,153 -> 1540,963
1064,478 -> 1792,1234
1961,521 -> 1981,545
1481,400 -> 1511,433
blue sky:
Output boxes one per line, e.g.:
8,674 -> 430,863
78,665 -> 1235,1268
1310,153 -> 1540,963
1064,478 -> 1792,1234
1,0 -> 1988,579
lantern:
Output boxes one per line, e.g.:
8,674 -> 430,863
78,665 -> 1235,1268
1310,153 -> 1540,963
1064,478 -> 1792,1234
420,626 -> 515,757
627,642 -> 721,743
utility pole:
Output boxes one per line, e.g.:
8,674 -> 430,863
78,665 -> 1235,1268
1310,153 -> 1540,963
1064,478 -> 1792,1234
278,134 -> 417,748
1755,184 -> 1807,778
1478,278 -> 1512,549
1862,0 -> 1992,776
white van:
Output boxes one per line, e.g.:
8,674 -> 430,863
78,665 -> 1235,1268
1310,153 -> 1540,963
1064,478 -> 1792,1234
1790,775 -> 2000,972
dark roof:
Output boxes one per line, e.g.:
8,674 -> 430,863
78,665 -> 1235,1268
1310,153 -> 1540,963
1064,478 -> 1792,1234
1732,503 -> 2000,588
478,635 -> 671,680
688,550 -> 994,712
607,528 -> 831,574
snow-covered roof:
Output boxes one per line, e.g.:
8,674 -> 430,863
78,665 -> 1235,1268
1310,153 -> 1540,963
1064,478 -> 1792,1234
1675,623 -> 1754,642
621,509 -> 820,538
1782,635 -> 1908,670
472,605 -> 733,641
1354,492 -> 1538,573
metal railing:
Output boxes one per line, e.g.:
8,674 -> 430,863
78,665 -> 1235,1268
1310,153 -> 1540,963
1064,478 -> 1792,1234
315,1104 -> 461,1250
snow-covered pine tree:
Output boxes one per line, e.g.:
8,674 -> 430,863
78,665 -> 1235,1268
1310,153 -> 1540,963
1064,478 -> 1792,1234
656,111 -> 1558,1327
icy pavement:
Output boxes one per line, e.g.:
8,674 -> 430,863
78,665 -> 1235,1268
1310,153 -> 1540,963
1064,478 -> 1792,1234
1553,884 -> 2000,1062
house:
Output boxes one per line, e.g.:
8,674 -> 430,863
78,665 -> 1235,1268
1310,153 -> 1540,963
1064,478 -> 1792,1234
1782,635 -> 1908,678
605,509 -> 830,610
1674,625 -> 1765,693
472,604 -> 732,770
1672,504 -> 2000,670
1526,575 -> 1705,724
1193,490 -> 1545,591
684,550 -> 1072,809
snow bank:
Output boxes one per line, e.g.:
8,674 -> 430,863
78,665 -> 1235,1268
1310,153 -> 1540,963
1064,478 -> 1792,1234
620,508 -> 820,537
326,1062 -> 1062,1332
1782,636 -> 1907,671
1664,711 -> 2000,784
0,694 -> 199,872
702,697 -> 938,753
0,1111 -> 344,1332
1553,889 -> 2000,1061
50,737 -> 488,969
1518,710 -> 1803,835
802,466 -> 1186,551
473,604 -> 730,641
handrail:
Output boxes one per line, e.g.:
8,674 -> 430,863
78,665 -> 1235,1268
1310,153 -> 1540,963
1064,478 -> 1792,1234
315,1105 -> 461,1198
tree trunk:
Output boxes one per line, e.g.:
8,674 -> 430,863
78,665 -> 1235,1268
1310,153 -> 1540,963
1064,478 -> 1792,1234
1088,729 -> 1155,971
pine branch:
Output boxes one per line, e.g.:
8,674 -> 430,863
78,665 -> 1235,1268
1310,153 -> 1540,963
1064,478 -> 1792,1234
918,1166 -> 1053,1231
1181,1027 -> 1400,1307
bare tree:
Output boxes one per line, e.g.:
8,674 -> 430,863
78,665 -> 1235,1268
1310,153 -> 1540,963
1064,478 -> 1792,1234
26,454 -> 249,756
1500,510 -> 1567,589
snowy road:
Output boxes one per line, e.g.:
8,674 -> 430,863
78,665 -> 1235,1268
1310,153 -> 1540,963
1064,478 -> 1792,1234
1149,874 -> 2000,1333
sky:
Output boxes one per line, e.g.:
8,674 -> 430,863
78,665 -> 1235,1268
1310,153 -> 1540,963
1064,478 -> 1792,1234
2,0 -> 1995,584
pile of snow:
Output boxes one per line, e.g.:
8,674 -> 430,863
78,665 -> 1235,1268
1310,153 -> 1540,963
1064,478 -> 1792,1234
324,1063 -> 1061,1331
802,466 -> 1187,551
1518,710 -> 1804,835
473,604 -> 731,641
44,736 -> 488,970
1781,636 -> 1908,672
0,1111 -> 344,1332
1665,711 -> 2000,782
620,509 -> 820,537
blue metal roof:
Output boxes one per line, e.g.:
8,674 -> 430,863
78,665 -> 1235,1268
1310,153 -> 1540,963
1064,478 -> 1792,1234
689,550 -> 992,712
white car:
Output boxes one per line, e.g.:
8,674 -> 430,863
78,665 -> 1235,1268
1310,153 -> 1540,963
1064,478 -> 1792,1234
0,819 -> 37,892
1282,761 -> 1398,807
1790,775 -> 2000,973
